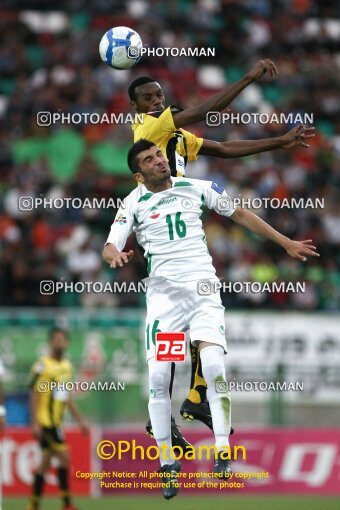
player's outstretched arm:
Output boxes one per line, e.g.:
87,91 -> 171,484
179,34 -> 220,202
102,243 -> 134,268
199,125 -> 315,158
230,207 -> 320,262
172,59 -> 278,129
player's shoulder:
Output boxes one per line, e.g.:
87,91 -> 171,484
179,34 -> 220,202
131,112 -> 146,129
131,108 -> 166,129
146,105 -> 182,120
171,176 -> 195,188
122,186 -> 143,209
62,358 -> 73,370
177,177 -> 226,197
134,105 -> 181,130
32,356 -> 48,374
172,176 -> 211,190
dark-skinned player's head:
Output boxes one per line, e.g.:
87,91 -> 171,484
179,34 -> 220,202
49,327 -> 69,358
128,76 -> 165,114
127,139 -> 170,187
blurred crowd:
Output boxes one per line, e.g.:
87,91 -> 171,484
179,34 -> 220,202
0,0 -> 339,310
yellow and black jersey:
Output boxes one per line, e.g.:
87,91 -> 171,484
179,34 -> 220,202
131,105 -> 203,176
30,356 -> 73,428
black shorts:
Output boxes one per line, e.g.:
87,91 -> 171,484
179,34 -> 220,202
40,426 -> 67,451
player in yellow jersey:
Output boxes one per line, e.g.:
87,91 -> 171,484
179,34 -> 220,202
128,61 -> 315,437
27,328 -> 88,510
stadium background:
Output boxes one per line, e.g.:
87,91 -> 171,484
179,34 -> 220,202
0,0 -> 339,509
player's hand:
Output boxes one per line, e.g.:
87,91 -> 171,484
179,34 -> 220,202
281,124 -> 315,148
284,239 -> 320,262
246,59 -> 278,81
110,250 -> 134,268
31,422 -> 42,439
0,416 -> 5,431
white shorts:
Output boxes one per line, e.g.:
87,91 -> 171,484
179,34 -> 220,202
144,277 -> 227,361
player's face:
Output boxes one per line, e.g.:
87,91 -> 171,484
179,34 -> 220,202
50,332 -> 68,358
131,82 -> 165,113
134,145 -> 171,187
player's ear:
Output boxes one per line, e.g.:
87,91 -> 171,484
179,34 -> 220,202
134,173 -> 144,184
130,100 -> 137,111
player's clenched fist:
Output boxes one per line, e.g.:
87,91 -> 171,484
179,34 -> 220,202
246,59 -> 278,81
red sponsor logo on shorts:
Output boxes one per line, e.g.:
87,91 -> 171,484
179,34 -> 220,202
156,332 -> 186,362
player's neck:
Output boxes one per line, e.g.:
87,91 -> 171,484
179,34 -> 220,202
51,353 -> 63,361
144,178 -> 172,194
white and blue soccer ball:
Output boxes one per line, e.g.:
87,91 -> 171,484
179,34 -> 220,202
99,26 -> 143,70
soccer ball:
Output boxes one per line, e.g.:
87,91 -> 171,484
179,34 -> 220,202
99,26 -> 143,70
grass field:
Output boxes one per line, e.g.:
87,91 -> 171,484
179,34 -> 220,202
4,496 -> 339,510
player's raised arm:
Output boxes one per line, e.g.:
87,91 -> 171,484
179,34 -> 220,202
230,207 -> 320,262
172,59 -> 278,128
199,125 -> 315,158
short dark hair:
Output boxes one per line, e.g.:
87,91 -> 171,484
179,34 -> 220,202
49,327 -> 68,341
128,76 -> 157,101
127,139 -> 156,174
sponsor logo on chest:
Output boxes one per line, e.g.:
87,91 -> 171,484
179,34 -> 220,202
149,196 -> 178,220
157,196 -> 178,207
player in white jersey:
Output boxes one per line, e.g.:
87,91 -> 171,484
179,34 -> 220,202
102,139 -> 319,500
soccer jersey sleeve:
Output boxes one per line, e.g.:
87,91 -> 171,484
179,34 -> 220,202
106,199 -> 134,251
197,179 -> 236,217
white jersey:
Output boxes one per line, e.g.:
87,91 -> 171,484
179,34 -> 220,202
106,177 -> 235,282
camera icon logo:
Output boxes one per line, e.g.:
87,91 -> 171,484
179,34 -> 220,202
37,380 -> 49,393
127,46 -> 140,59
215,380 -> 228,393
37,111 -> 52,126
19,196 -> 34,212
206,111 -> 221,127
40,281 -> 55,295
217,196 -> 233,211
197,280 -> 212,296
